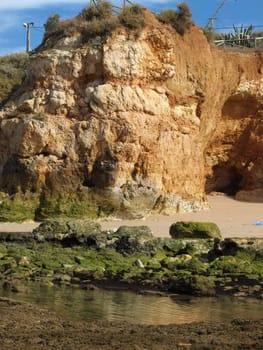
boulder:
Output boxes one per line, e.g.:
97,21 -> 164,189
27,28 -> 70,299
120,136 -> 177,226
32,219 -> 104,246
114,225 -> 153,238
215,238 -> 263,258
169,221 -> 222,239
0,231 -> 34,242
109,225 -> 153,254
169,275 -> 216,296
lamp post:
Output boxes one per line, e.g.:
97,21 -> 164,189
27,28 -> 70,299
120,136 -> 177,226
23,22 -> 34,53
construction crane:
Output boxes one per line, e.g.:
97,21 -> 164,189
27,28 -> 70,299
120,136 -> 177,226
89,0 -> 133,8
205,0 -> 232,32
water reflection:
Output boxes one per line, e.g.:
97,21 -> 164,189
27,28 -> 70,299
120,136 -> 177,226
1,285 -> 263,325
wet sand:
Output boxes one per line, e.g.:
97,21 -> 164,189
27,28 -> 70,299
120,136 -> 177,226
0,297 -> 262,350
0,195 -> 262,238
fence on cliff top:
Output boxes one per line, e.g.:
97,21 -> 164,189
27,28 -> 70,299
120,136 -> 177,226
214,36 -> 263,49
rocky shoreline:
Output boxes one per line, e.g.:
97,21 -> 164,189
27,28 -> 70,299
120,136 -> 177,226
0,219 -> 262,298
0,296 -> 262,350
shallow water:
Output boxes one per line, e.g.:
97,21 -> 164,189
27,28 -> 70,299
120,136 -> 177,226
1,285 -> 263,325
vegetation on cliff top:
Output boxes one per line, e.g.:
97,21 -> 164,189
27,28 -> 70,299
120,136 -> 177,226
0,1 -> 194,118
157,3 -> 193,35
0,1 -> 195,102
42,0 -> 146,48
41,1 -> 194,50
0,53 -> 29,104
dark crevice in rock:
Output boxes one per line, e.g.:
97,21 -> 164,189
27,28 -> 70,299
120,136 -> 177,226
205,164 -> 243,196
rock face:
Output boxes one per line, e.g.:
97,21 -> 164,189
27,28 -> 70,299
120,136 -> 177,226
0,12 -> 263,220
205,76 -> 263,201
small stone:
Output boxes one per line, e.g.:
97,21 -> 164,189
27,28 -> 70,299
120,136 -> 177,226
18,256 -> 30,266
135,259 -> 144,268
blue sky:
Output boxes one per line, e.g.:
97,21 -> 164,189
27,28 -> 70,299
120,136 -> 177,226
0,0 -> 262,56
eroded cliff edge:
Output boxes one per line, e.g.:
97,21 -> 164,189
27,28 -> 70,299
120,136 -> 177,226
0,11 -> 262,220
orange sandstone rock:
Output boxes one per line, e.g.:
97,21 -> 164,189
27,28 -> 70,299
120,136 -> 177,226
0,12 -> 262,218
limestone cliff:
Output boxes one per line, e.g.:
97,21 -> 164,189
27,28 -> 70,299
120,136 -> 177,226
0,11 -> 262,220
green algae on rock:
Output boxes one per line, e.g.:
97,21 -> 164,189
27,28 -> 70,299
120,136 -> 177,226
0,221 -> 262,298
32,218 -> 103,243
169,221 -> 222,239
0,192 -> 39,223
34,192 -> 100,221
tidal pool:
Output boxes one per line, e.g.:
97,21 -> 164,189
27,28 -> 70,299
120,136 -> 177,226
1,285 -> 263,325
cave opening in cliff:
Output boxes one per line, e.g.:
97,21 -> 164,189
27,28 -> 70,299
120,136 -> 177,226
205,165 -> 243,196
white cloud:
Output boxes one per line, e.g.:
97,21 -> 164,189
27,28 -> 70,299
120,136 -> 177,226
0,0 -> 88,10
0,0 -> 171,11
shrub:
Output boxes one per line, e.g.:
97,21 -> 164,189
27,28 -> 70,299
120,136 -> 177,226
81,17 -> 119,42
225,24 -> 254,47
157,2 -> 193,35
59,18 -> 84,37
0,53 -> 29,103
157,9 -> 177,25
44,14 -> 60,35
118,4 -> 146,30
78,1 -> 118,42
40,17 -> 84,50
203,29 -> 217,42
176,2 -> 192,22
39,2 -> 147,49
80,0 -> 113,21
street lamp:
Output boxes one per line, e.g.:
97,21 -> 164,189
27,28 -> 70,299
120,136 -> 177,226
23,22 -> 34,53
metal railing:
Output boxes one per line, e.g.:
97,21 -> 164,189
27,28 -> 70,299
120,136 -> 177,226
214,36 -> 263,48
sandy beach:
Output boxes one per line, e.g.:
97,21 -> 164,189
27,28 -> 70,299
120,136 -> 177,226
100,195 -> 263,238
0,195 -> 262,238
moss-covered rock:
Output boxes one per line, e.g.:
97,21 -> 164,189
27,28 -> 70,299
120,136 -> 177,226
0,231 -> 34,242
0,190 -> 108,223
114,226 -> 153,238
32,219 -> 104,246
34,192 -> 99,221
109,226 -> 153,254
162,254 -> 192,270
0,192 -> 39,222
218,238 -> 263,258
169,221 -> 222,239
0,256 -> 17,273
169,275 -> 216,296
162,255 -> 208,274
0,235 -> 262,298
